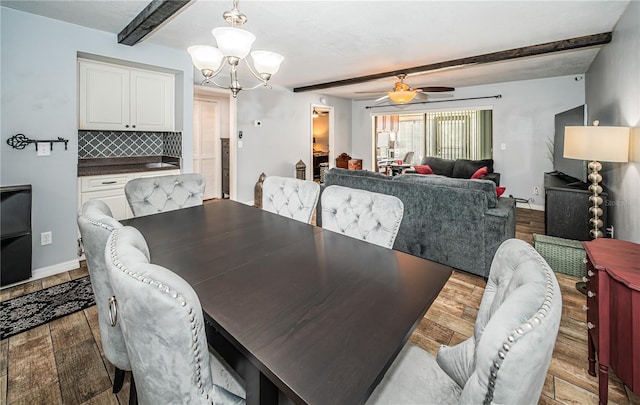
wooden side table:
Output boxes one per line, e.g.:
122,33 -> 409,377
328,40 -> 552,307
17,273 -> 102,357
582,238 -> 640,405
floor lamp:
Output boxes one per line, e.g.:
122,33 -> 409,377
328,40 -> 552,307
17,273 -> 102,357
564,121 -> 630,292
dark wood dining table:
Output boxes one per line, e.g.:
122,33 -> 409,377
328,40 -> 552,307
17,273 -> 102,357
123,200 -> 452,405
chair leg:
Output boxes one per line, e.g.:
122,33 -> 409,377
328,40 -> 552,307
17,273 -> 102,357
113,367 -> 126,394
128,374 -> 137,405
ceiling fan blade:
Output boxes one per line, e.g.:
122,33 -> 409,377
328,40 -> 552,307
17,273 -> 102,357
415,86 -> 455,92
375,95 -> 390,102
426,93 -> 454,99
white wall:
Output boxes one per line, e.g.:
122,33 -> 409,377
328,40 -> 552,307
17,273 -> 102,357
585,0 -> 639,243
351,75 -> 585,209
234,88 -> 352,203
0,7 -> 195,273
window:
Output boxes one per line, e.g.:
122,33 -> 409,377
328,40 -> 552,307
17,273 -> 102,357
374,109 -> 492,170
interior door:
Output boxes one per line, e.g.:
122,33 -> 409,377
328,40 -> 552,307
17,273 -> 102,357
193,99 -> 220,200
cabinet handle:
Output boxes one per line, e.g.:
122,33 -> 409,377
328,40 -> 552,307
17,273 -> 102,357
582,305 -> 589,311
582,277 -> 588,283
132,125 -> 136,128
588,270 -> 595,277
101,181 -> 117,185
587,322 -> 595,330
587,291 -> 596,298
125,125 -> 129,128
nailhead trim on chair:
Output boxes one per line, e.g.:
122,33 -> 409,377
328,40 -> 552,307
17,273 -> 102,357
108,228 -> 215,403
482,243 -> 557,405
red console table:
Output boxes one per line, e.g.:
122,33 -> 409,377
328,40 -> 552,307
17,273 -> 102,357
583,238 -> 640,405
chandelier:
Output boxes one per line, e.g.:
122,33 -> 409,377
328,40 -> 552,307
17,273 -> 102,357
187,0 -> 284,97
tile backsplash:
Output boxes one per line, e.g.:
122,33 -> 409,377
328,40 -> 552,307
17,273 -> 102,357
78,131 -> 182,158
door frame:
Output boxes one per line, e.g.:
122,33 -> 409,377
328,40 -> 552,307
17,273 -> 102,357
194,85 -> 236,200
310,104 -> 335,180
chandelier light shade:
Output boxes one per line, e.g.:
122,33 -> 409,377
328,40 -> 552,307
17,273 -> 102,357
388,90 -> 416,103
188,0 -> 284,97
212,27 -> 255,59
564,121 -> 630,239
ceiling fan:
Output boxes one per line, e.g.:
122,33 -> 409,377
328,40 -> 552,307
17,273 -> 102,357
356,74 -> 454,104
312,108 -> 328,118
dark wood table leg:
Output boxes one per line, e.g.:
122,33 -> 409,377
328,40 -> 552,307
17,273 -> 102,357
245,365 -> 278,405
588,333 -> 596,377
598,364 -> 608,405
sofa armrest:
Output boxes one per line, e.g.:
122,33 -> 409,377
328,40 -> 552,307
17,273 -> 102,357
484,172 -> 500,186
482,197 -> 516,277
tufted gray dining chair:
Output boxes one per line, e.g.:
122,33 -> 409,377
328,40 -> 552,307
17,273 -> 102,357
105,226 -> 245,405
262,176 -> 320,224
366,239 -> 562,405
125,173 -> 205,217
321,185 -> 404,248
77,200 -> 130,394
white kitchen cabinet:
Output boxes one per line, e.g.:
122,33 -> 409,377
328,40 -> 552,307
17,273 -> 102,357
78,170 -> 180,220
79,60 -> 175,131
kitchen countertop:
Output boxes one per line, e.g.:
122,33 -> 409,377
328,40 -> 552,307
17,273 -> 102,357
78,156 -> 181,176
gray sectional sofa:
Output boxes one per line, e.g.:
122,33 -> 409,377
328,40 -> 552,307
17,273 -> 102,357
318,168 -> 515,278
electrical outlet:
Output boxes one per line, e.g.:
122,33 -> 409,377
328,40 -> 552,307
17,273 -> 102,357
534,187 -> 539,195
41,231 -> 52,245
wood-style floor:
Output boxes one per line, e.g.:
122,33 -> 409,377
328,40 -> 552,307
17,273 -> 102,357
1,208 -> 639,405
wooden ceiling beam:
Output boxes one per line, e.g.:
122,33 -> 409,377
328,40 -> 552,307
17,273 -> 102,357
118,0 -> 191,46
293,32 -> 612,93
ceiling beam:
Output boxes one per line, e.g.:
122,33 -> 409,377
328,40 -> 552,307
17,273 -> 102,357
118,0 -> 191,46
293,32 -> 612,93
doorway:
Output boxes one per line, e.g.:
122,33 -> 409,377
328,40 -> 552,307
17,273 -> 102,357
311,104 -> 334,182
193,87 -> 231,200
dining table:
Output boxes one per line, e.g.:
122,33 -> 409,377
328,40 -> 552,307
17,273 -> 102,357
123,199 -> 452,405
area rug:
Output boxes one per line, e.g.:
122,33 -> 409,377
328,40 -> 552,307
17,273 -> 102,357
1,276 -> 95,340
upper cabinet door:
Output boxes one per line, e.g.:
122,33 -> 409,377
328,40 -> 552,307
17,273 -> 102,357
78,60 -> 175,131
130,69 -> 174,132
79,61 -> 130,130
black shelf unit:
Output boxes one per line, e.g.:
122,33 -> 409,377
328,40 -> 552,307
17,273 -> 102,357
221,138 -> 230,199
1,184 -> 32,286
544,172 -> 608,241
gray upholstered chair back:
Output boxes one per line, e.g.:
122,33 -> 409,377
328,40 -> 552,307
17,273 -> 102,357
367,239 -> 561,405
456,239 -> 562,403
77,200 -> 130,372
125,173 -> 205,217
403,151 -> 415,164
262,176 -> 320,224
105,226 -> 244,405
321,185 -> 404,248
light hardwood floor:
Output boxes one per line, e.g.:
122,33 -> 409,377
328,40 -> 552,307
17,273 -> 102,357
1,208 -> 639,405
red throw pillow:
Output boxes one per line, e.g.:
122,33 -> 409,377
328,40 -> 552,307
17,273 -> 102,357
414,165 -> 434,175
471,166 -> 488,179
496,186 -> 506,198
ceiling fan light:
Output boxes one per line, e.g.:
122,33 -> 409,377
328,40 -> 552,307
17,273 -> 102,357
213,27 -> 256,58
251,50 -> 284,75
388,90 -> 416,103
187,45 -> 224,72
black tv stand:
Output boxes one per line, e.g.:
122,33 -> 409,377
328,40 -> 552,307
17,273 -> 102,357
544,172 -> 607,241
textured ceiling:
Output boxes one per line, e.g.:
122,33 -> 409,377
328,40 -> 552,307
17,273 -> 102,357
1,0 -> 630,99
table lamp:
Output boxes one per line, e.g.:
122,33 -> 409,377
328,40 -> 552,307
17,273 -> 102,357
564,121 -> 630,239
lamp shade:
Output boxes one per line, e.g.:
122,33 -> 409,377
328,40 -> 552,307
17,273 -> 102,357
251,51 -> 284,75
564,126 -> 630,162
212,27 -> 255,58
187,45 -> 224,72
388,90 -> 416,104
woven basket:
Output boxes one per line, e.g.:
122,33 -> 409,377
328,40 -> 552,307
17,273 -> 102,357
533,234 -> 586,277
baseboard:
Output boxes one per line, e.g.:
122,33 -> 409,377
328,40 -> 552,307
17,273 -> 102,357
516,202 -> 545,211
1,259 -> 80,289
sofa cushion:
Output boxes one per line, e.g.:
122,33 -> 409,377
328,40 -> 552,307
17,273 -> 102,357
471,166 -> 488,179
393,174 -> 498,208
415,165 -> 434,175
452,159 -> 494,179
419,157 -> 456,177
